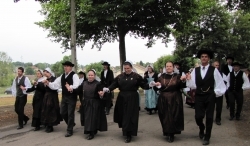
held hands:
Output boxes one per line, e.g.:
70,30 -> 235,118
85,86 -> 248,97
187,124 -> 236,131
154,82 -> 161,87
20,85 -> 26,91
185,73 -> 191,80
42,80 -> 49,85
103,87 -> 110,93
65,82 -> 73,92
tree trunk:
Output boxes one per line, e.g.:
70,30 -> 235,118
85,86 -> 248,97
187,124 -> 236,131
118,31 -> 126,73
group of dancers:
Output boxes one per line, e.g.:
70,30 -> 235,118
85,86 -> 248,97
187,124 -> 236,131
11,49 -> 250,145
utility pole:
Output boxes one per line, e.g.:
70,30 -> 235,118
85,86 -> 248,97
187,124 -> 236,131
70,0 -> 77,72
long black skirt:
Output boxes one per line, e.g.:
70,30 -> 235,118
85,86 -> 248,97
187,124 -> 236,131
158,91 -> 184,135
114,91 -> 139,136
81,98 -> 107,134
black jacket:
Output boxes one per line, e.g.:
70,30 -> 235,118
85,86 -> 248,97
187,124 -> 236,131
101,69 -> 114,87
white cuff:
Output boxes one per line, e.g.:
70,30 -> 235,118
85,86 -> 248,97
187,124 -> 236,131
156,85 -> 161,89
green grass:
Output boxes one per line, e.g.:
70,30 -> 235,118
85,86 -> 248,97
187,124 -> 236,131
0,86 -> 9,95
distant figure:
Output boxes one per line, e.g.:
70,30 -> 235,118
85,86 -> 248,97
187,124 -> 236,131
26,70 -> 46,131
100,61 -> 114,115
222,56 -> 234,109
226,62 -> 250,121
77,71 -> 87,113
212,61 -> 227,125
158,67 -> 163,77
144,64 -> 158,115
11,67 -> 31,130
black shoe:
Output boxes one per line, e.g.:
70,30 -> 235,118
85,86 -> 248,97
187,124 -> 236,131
17,126 -> 23,130
216,121 -> 221,125
203,140 -> 209,145
24,118 -> 29,125
46,127 -> 54,133
168,135 -> 174,143
87,134 -> 94,140
34,127 -> 40,131
139,107 -> 141,111
125,136 -> 131,143
149,111 -> 152,115
199,130 -> 205,139
229,116 -> 234,121
65,132 -> 73,137
236,117 -> 240,121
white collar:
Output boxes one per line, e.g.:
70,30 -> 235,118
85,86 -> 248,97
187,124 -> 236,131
201,64 -> 209,69
65,71 -> 73,75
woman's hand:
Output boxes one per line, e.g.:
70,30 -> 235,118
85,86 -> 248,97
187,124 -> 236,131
98,91 -> 104,97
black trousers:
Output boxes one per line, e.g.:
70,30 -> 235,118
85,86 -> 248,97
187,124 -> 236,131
195,93 -> 216,141
102,92 -> 112,111
215,96 -> 223,122
15,95 -> 29,127
225,90 -> 229,107
228,90 -> 243,118
61,94 -> 77,133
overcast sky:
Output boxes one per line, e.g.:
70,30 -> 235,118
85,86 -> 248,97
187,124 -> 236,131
0,0 -> 175,66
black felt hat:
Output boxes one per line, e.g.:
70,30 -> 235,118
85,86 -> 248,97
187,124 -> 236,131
62,61 -> 74,67
196,49 -> 214,59
78,71 -> 84,75
226,56 -> 234,61
102,61 -> 110,66
232,62 -> 242,66
174,62 -> 181,66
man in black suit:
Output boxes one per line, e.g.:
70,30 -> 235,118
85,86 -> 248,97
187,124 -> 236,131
222,56 -> 234,109
100,61 -> 114,115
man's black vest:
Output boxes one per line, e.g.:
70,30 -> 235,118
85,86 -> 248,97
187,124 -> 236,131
195,66 -> 215,95
228,71 -> 244,91
61,71 -> 77,95
15,76 -> 26,97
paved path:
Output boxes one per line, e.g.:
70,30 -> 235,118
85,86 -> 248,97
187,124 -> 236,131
0,96 -> 248,146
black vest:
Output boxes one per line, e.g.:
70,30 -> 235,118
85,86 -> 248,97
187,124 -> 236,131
15,76 -> 26,97
229,71 -> 244,91
61,71 -> 77,95
195,66 -> 215,95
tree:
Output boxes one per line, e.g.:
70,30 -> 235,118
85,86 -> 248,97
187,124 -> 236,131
36,0 -> 198,72
173,0 -> 234,67
84,62 -> 103,77
25,67 -> 35,75
34,63 -> 51,69
0,52 -> 15,86
51,55 -> 71,77
153,55 -> 176,72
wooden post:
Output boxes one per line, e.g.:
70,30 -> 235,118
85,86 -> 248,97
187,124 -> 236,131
70,0 -> 77,72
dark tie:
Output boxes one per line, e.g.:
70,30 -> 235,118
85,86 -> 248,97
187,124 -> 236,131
202,67 -> 205,70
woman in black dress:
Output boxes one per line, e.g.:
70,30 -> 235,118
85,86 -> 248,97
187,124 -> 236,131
41,68 -> 62,133
80,69 -> 107,140
103,60 -> 154,143
155,61 -> 186,143
26,70 -> 46,131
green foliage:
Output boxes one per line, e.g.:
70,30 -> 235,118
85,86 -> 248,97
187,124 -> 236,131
25,67 -> 35,75
36,0 -> 198,68
173,0 -> 250,68
51,55 -> 71,77
0,52 -> 15,86
34,63 -> 51,69
84,62 -> 103,77
153,55 -> 176,72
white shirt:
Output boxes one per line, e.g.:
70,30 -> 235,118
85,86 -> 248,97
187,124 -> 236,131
158,73 -> 162,78
79,78 -> 84,86
48,71 -> 80,90
104,70 -> 108,78
228,65 -> 233,72
186,65 -> 226,97
11,76 -> 32,96
226,71 -> 250,90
